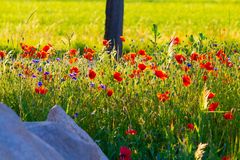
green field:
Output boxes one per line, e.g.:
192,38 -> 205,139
1,0 -> 240,50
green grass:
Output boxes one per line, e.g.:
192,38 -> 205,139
1,0 -> 240,50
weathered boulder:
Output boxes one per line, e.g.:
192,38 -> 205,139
0,103 -> 64,160
0,103 -> 108,160
24,122 -> 100,160
47,105 -> 108,160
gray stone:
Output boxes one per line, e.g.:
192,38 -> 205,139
24,122 -> 100,160
47,105 -> 108,160
0,103 -> 107,160
0,103 -> 64,160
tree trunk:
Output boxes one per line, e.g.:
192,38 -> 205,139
104,0 -> 124,59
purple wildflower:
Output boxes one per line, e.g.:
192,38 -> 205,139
38,81 -> 43,87
44,72 -> 50,75
32,59 -> 40,64
37,67 -> 42,72
72,113 -> 79,119
100,84 -> 106,90
90,82 -> 95,88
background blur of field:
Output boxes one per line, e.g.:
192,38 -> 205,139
0,0 -> 240,50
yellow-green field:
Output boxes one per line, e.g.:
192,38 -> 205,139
1,0 -> 240,50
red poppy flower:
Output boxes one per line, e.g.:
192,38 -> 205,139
198,55 -> 206,62
20,43 -> 36,58
69,57 -> 78,64
103,39 -> 109,46
42,44 -> 52,52
35,86 -> 48,95
133,70 -> 141,77
0,51 -> 6,59
208,102 -> 219,111
35,87 -> 40,94
114,72 -> 123,82
224,112 -> 234,120
144,55 -> 153,61
83,48 -> 95,61
37,51 -> 48,59
120,36 -> 125,42
123,54 -> 130,61
203,62 -> 214,71
155,70 -> 168,80
221,156 -> 231,160
114,72 -> 121,78
157,91 -> 170,102
138,49 -> 146,56
202,75 -> 208,81
208,92 -> 215,99
129,53 -> 137,64
130,53 -> 136,60
138,63 -> 146,71
190,52 -> 199,61
125,129 -> 137,135
182,75 -> 191,87
23,68 -> 32,77
226,60 -> 233,68
69,49 -> 78,57
128,70 -> 141,78
129,74 -> 134,78
89,69 -> 96,80
187,123 -> 194,131
216,49 -> 227,63
120,146 -> 131,160
83,52 -> 94,61
171,37 -> 180,45
84,48 -> 95,54
182,66 -> 190,72
107,89 -> 113,96
175,54 -> 186,64
70,66 -> 79,74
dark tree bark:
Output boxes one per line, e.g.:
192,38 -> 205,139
104,0 -> 124,59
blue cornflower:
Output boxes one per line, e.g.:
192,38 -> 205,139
69,73 -> 74,77
100,84 -> 106,90
72,113 -> 79,119
44,72 -> 50,75
32,59 -> 40,64
37,67 -> 42,72
38,81 -> 43,87
90,82 -> 95,88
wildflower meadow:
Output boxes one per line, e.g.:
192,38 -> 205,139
0,0 -> 239,160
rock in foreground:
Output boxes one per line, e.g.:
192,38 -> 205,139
0,103 -> 108,160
